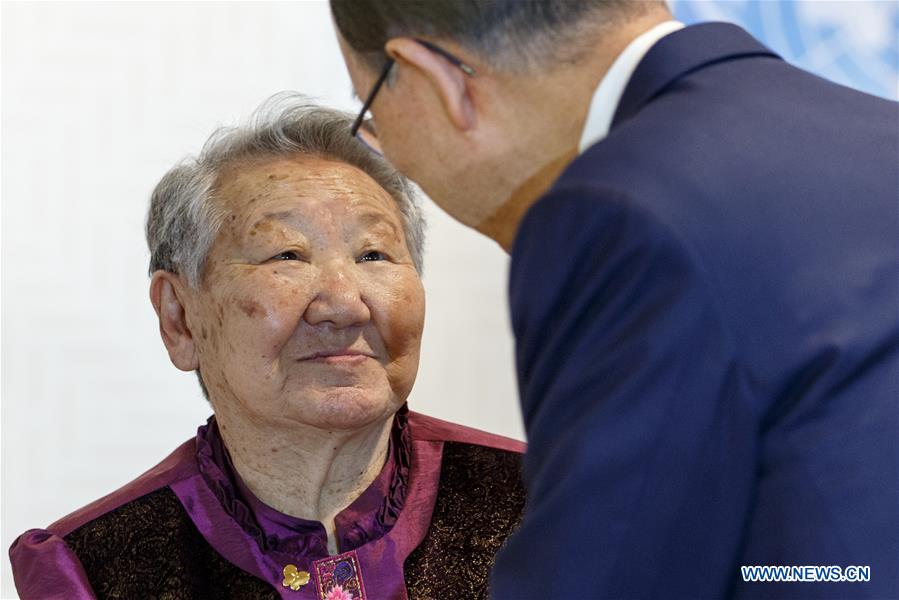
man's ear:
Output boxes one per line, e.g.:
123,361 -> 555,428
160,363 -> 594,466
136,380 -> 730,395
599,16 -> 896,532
149,271 -> 200,372
385,37 -> 476,131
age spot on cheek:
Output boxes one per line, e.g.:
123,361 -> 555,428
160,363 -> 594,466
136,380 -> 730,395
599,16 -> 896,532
238,299 -> 264,318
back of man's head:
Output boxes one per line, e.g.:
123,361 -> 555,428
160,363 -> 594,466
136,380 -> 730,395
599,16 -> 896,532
331,0 -> 668,73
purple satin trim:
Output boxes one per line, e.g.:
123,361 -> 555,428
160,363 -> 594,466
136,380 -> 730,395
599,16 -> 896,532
9,530 -> 97,600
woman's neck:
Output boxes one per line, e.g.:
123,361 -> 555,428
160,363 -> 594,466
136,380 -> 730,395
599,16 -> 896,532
214,408 -> 394,555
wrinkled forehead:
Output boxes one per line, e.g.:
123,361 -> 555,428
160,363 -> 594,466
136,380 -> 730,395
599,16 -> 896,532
214,154 -> 405,238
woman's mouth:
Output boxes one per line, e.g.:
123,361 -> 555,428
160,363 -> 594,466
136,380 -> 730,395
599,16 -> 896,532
300,349 -> 374,364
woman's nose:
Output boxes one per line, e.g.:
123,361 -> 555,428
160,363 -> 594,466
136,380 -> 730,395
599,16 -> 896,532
303,266 -> 371,328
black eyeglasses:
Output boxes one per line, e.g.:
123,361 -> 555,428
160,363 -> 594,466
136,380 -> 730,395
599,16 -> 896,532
350,39 -> 477,153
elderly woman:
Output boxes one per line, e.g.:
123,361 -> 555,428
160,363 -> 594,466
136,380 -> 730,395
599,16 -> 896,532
10,94 -> 526,600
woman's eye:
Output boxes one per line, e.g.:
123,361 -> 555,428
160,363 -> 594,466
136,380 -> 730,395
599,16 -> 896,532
271,251 -> 301,261
358,251 -> 387,263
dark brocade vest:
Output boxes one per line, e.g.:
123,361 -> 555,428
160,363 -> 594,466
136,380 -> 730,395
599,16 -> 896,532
64,443 -> 526,599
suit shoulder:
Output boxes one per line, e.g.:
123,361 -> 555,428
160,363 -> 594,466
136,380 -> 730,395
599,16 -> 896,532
514,180 -> 697,267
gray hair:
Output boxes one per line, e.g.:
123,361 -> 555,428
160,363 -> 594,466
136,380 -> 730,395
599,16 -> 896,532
146,92 -> 426,287
331,0 -> 666,73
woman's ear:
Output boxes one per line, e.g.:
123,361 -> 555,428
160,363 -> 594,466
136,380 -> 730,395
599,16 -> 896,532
385,37 -> 476,131
149,271 -> 200,372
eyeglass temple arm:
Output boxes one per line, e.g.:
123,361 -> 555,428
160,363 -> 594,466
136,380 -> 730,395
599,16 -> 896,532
414,38 -> 477,77
351,57 -> 395,136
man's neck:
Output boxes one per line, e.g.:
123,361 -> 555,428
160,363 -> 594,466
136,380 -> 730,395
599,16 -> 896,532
478,8 -> 672,252
478,147 -> 578,251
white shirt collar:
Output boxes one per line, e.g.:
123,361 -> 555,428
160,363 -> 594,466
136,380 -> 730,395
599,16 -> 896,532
579,20 -> 685,153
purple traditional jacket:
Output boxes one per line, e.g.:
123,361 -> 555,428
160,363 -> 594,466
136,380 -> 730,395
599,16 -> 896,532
10,409 -> 526,600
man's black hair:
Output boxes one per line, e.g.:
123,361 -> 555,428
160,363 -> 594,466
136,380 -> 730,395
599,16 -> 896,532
331,0 -> 661,72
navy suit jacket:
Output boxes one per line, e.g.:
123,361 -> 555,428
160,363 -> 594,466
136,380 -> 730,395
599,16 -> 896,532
491,23 -> 898,599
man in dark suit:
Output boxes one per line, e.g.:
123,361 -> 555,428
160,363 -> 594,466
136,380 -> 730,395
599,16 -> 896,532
330,1 -> 898,597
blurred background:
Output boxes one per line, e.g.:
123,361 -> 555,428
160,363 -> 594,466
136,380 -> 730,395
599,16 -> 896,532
2,1 -> 896,597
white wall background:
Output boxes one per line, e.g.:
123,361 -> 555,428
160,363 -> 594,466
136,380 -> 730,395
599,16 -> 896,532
1,3 -> 522,597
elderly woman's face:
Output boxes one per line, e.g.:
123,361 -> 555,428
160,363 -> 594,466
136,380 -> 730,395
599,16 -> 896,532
190,156 -> 424,431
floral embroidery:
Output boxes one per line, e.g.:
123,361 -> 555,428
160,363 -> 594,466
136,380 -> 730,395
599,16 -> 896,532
325,584 -> 353,600
313,550 -> 367,600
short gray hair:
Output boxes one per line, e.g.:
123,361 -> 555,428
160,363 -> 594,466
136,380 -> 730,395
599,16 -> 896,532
146,92 -> 426,287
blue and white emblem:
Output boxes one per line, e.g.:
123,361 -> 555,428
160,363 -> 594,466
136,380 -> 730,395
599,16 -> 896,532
671,0 -> 898,100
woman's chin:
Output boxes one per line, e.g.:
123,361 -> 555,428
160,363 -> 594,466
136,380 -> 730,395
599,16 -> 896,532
292,389 -> 400,432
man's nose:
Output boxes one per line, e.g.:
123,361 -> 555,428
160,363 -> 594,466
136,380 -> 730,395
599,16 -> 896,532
303,264 -> 371,328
